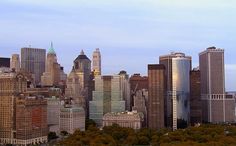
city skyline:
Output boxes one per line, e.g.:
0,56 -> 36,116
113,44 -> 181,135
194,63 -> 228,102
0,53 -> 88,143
0,0 -> 235,91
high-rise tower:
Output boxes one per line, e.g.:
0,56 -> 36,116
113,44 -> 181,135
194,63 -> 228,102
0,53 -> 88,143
92,48 -> 101,76
10,54 -> 20,72
21,47 -> 46,84
41,42 -> 66,86
160,52 -> 191,130
148,64 -> 165,130
199,47 -> 235,123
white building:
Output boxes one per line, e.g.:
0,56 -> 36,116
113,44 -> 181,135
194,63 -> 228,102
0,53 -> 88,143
103,111 -> 143,130
59,106 -> 85,134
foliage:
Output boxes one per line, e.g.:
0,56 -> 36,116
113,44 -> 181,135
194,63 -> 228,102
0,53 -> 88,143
48,132 -> 58,141
59,124 -> 236,146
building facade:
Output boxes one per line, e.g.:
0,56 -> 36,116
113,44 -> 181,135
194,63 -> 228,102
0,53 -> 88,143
199,47 -> 235,123
59,106 -> 85,134
89,75 -> 126,126
190,68 -> 202,125
0,57 -> 10,68
41,43 -> 67,87
160,52 -> 191,130
21,47 -> 46,85
148,64 -> 165,130
15,96 -> 48,145
10,54 -> 20,72
103,111 -> 143,130
92,48 -> 101,76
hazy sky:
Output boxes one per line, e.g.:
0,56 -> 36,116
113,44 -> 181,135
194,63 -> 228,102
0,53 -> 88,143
0,0 -> 235,91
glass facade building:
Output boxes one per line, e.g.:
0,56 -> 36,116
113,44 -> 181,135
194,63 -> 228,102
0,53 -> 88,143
89,75 -> 126,126
160,52 -> 191,130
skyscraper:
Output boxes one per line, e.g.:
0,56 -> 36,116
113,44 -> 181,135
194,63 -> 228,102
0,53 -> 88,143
10,54 -> 20,72
21,47 -> 46,84
0,72 -> 27,145
148,64 -> 165,130
41,43 -> 67,86
190,68 -> 202,125
89,75 -> 126,126
199,47 -> 235,123
73,50 -> 92,117
92,48 -> 101,76
160,52 -> 191,130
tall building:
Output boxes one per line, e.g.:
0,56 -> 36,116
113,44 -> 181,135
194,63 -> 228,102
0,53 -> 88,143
41,43 -> 67,87
0,72 -> 27,145
73,50 -> 92,117
92,48 -> 101,76
21,47 -> 46,84
89,75 -> 126,126
148,64 -> 165,130
59,106 -> 85,134
190,68 -> 202,125
0,57 -> 10,68
15,96 -> 48,145
129,74 -> 148,108
46,96 -> 61,134
160,52 -> 191,130
132,90 -> 148,127
119,71 -> 131,111
10,54 -> 20,72
65,67 -> 85,108
199,47 -> 235,123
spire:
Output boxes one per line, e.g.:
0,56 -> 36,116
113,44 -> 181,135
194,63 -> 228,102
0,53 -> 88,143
48,41 -> 56,55
80,50 -> 85,55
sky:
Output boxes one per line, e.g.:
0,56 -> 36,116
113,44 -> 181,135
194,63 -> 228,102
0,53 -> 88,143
0,0 -> 235,91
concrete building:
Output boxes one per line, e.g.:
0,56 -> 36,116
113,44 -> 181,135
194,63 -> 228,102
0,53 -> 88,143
59,106 -> 85,134
160,52 -> 191,130
46,96 -> 62,134
190,68 -> 202,125
103,111 -> 143,130
148,64 -> 165,130
0,72 -> 27,145
10,54 -> 20,72
119,71 -> 131,111
0,57 -> 10,68
15,96 -> 48,145
65,67 -> 85,108
199,47 -> 235,123
89,75 -> 126,126
130,74 -> 148,108
21,47 -> 46,85
92,48 -> 101,76
41,43 -> 67,87
73,50 -> 92,117
132,90 -> 148,127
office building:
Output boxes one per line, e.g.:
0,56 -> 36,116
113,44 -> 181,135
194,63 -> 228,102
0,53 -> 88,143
0,72 -> 27,145
190,68 -> 202,125
132,89 -> 148,127
41,43 -> 67,87
59,106 -> 85,134
160,52 -> 191,130
148,64 -> 165,130
10,54 -> 20,72
103,111 -> 143,130
0,57 -> 10,68
21,47 -> 46,84
119,70 -> 131,111
199,47 -> 235,123
92,48 -> 101,76
15,96 -> 48,145
89,75 -> 126,126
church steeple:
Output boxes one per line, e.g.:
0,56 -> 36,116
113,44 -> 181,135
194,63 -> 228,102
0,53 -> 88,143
48,42 -> 56,55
